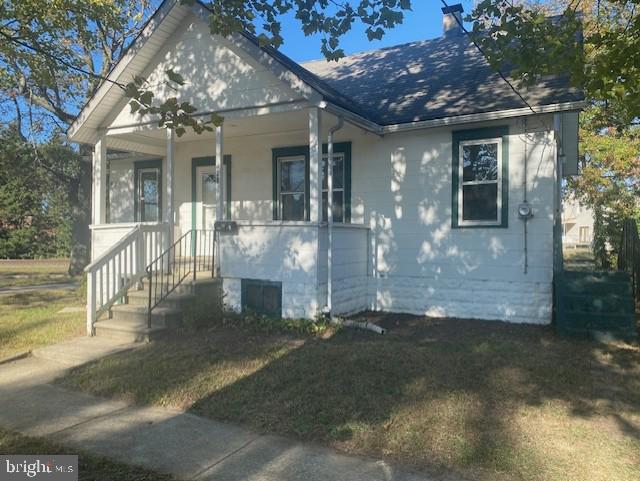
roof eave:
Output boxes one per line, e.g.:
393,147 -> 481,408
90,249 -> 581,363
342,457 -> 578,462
378,100 -> 587,134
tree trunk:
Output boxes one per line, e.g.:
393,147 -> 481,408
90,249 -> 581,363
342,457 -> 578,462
67,152 -> 92,276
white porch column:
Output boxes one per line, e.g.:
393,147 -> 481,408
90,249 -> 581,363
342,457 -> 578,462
165,128 -> 175,247
92,134 -> 107,226
215,124 -> 224,222
308,107 -> 322,223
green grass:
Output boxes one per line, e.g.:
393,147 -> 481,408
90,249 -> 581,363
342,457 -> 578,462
563,247 -> 597,271
0,427 -> 177,480
0,288 -> 85,360
0,259 -> 75,288
57,315 -> 640,481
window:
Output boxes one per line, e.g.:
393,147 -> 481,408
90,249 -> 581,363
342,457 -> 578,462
134,159 -> 162,223
241,279 -> 282,317
272,143 -> 351,223
322,152 -> 345,222
579,226 -> 590,243
459,139 -> 501,224
452,127 -> 508,228
278,156 -> 307,221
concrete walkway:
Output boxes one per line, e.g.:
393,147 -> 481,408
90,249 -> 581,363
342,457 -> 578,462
0,282 -> 79,296
0,337 -> 431,481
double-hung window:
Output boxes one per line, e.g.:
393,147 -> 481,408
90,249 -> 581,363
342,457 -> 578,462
452,127 -> 508,228
278,155 -> 306,221
273,142 -> 351,223
322,152 -> 345,223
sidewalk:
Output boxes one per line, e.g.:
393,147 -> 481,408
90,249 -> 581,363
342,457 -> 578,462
0,337 -> 430,481
0,282 -> 79,296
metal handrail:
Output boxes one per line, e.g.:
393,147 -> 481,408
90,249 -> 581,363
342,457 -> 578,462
145,229 -> 215,327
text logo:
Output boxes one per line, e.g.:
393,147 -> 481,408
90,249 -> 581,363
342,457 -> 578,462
1,456 -> 77,481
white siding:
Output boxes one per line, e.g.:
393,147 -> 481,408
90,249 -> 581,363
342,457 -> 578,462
172,128 -> 311,241
219,222 -> 321,319
340,115 -> 557,324
107,14 -> 303,129
107,158 -> 135,223
100,112 -> 559,324
330,225 -> 369,315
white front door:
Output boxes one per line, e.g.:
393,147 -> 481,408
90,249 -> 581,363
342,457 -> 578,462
195,166 -> 218,230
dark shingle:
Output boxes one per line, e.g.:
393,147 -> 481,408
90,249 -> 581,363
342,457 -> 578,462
299,34 -> 583,125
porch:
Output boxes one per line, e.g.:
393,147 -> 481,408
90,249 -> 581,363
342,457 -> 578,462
87,107 -> 371,335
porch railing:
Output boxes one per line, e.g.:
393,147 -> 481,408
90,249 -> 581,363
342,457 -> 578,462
146,229 -> 215,327
85,223 -> 168,335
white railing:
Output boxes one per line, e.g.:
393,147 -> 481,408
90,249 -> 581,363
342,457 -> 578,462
85,223 -> 169,335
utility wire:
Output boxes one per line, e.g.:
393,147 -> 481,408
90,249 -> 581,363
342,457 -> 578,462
440,0 -> 537,115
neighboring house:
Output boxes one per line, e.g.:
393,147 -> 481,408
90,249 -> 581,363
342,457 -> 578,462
562,197 -> 595,248
69,1 -> 584,336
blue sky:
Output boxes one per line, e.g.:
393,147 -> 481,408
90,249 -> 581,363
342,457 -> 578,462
279,1 -> 475,62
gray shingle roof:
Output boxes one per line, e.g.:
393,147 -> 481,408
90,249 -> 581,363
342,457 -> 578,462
299,34 -> 583,126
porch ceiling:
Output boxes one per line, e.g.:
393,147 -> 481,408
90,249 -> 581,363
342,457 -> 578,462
105,109 -> 339,153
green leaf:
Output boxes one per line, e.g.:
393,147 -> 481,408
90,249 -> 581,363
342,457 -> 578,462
165,69 -> 185,86
124,83 -> 139,98
129,100 -> 140,114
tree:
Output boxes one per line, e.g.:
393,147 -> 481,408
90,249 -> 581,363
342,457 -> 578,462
0,125 -> 74,259
0,0 -> 156,273
467,0 -> 640,265
569,115 -> 640,267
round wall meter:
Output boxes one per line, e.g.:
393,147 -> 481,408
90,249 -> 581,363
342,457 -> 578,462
518,201 -> 533,219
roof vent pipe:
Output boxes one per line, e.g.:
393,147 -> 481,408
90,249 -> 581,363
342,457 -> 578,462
441,3 -> 464,37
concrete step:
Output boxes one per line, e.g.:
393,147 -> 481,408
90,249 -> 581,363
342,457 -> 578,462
94,275 -> 223,343
126,289 -> 196,310
134,278 -> 193,297
94,318 -> 168,343
110,304 -> 183,328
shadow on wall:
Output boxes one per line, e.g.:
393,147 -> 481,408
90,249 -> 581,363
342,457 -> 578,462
112,15 -> 302,129
363,116 -> 557,318
108,165 -> 136,223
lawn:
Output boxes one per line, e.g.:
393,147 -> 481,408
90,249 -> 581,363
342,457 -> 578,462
0,259 -> 75,288
563,247 -> 596,271
57,314 -> 640,481
0,427 -> 176,481
0,288 -> 85,360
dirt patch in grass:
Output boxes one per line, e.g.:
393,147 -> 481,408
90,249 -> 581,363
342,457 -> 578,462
0,289 -> 85,359
0,427 -> 177,480
58,315 -> 640,481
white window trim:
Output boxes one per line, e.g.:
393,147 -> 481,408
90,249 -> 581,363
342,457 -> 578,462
458,137 -> 503,227
277,155 -> 306,221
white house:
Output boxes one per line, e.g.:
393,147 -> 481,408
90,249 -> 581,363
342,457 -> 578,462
562,196 -> 595,248
69,1 -> 584,337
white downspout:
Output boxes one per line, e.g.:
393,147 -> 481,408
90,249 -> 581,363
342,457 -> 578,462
325,118 -> 386,335
523,118 -> 529,274
326,117 -> 344,315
